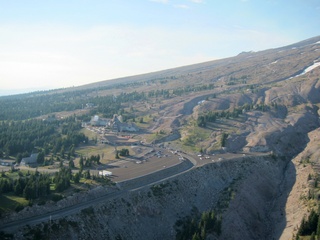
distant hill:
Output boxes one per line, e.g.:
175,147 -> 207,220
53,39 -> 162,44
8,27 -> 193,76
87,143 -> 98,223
1,35 -> 320,240
68,35 -> 320,92
2,35 -> 320,98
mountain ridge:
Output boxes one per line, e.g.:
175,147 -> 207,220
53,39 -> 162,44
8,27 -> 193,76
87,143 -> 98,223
29,35 -> 320,95
1,35 -> 320,239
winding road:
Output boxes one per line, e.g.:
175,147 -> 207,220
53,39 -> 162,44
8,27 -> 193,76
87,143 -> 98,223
0,153 -> 196,233
0,149 -> 266,234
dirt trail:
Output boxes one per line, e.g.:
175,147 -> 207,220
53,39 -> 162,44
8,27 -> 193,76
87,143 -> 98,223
279,128 -> 320,239
279,159 -> 313,240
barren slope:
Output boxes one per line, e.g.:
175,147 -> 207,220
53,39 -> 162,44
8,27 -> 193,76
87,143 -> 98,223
1,36 -> 320,239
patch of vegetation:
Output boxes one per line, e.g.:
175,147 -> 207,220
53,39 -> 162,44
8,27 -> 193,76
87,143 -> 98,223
220,132 -> 229,148
0,169 -> 51,201
175,207 -> 222,240
80,128 -> 99,140
225,75 -> 249,85
300,157 -> 311,166
76,144 -> 112,164
145,132 -> 163,143
196,102 -> 280,128
0,116 -> 87,160
118,148 -> 129,157
151,182 -> 171,197
0,166 -> 114,213
0,231 -> 14,240
51,193 -> 64,202
181,124 -> 211,149
172,84 -> 215,96
91,175 -> 115,186
24,227 -> 45,240
295,173 -> 320,239
296,208 -> 319,239
217,186 -> 236,210
0,193 -> 29,213
81,206 -> 94,216
53,167 -> 71,192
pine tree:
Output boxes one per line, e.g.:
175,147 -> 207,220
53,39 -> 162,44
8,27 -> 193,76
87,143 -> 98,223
73,172 -> 80,184
79,156 -> 84,168
69,144 -> 75,157
316,215 -> 320,240
37,151 -> 45,164
69,160 -> 74,169
84,170 -> 91,179
191,233 -> 200,240
298,217 -> 306,236
60,146 -> 65,159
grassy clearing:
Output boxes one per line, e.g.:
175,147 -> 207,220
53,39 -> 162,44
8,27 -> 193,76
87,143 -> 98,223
135,121 -> 151,129
50,183 -> 56,191
178,115 -> 246,153
142,114 -> 155,124
208,119 -> 240,133
143,132 -> 169,143
179,141 -> 199,153
81,128 -> 99,140
181,124 -> 212,152
1,171 -> 21,180
0,193 -> 29,212
75,143 -> 136,165
134,114 -> 155,129
76,144 -> 110,157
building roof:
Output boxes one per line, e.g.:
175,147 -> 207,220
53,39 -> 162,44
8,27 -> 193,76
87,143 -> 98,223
21,153 -> 38,164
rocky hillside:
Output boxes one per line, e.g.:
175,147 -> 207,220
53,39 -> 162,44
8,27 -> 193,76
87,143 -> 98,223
1,36 -> 320,239
12,155 -> 289,240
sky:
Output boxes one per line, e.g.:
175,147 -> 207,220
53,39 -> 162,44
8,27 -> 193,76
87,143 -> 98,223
0,0 -> 319,95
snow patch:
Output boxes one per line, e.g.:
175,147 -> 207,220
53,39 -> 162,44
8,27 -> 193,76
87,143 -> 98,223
302,62 -> 320,74
296,62 -> 320,77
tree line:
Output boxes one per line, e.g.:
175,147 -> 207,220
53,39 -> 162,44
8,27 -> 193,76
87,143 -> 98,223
0,116 -> 88,160
296,208 -> 320,239
79,154 -> 101,170
0,165 -> 114,205
0,79 -> 217,121
175,209 -> 222,240
0,170 -> 51,201
197,102 -> 279,127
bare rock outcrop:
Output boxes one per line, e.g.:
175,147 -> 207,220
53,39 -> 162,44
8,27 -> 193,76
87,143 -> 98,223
12,155 -> 293,240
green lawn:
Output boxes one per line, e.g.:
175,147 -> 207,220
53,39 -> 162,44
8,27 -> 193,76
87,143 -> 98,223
181,125 -> 211,146
1,170 -> 21,180
0,193 -> 29,212
76,144 -> 109,156
76,144 -> 117,163
144,132 -> 164,143
80,128 -> 99,140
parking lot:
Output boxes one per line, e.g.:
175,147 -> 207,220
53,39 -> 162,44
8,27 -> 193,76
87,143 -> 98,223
92,147 -> 183,182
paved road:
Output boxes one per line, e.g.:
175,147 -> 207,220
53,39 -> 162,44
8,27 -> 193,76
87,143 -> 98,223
0,151 -> 268,233
0,155 -> 192,233
0,189 -> 127,232
0,148 -> 181,183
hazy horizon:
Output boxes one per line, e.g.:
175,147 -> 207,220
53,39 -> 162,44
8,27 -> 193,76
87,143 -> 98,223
1,0 -> 319,94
